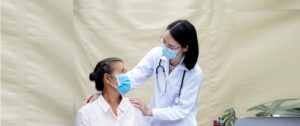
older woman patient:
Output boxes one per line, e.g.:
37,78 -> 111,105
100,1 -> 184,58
76,57 -> 146,126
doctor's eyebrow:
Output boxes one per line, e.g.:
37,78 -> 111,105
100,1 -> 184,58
163,38 -> 177,48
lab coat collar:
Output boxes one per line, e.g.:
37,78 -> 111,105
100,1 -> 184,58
161,56 -> 188,71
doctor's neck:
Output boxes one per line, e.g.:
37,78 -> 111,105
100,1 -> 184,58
170,54 -> 184,66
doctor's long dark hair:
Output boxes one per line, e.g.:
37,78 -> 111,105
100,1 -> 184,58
167,20 -> 199,70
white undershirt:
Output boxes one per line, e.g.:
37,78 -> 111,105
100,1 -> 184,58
169,64 -> 175,74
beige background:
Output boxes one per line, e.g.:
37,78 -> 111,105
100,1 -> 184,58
1,0 -> 300,126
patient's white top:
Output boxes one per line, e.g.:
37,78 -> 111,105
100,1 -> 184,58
76,95 -> 146,126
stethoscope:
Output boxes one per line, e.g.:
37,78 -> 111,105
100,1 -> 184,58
155,58 -> 186,105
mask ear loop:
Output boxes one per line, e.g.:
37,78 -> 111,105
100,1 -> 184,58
115,74 -> 121,87
108,83 -> 117,88
107,74 -> 118,87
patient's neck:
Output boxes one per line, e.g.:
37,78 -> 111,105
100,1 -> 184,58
102,86 -> 121,116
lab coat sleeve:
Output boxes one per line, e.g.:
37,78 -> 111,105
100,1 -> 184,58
76,111 -> 90,126
152,72 -> 204,120
127,48 -> 157,89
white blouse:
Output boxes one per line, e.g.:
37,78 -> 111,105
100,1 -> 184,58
76,95 -> 146,126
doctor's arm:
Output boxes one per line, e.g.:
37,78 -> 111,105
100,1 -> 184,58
131,72 -> 204,120
127,48 -> 157,89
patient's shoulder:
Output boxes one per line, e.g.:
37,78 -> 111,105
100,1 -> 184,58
122,97 -> 144,115
78,97 -> 100,115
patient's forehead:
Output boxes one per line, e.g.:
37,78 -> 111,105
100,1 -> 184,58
112,61 -> 126,74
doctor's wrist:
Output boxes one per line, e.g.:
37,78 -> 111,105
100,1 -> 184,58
146,108 -> 153,116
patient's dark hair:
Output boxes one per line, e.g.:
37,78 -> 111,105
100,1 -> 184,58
167,20 -> 199,70
89,57 -> 123,91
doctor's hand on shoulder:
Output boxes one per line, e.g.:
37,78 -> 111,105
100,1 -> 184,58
129,98 -> 153,116
80,93 -> 100,107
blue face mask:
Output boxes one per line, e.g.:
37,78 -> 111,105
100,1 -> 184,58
162,46 -> 177,59
109,74 -> 131,95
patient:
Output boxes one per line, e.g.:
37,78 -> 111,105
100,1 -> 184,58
76,57 -> 146,126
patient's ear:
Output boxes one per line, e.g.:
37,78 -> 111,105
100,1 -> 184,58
103,73 -> 110,84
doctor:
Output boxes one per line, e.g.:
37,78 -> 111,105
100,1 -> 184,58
83,20 -> 204,126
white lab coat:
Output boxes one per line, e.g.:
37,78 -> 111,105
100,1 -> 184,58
127,47 -> 204,126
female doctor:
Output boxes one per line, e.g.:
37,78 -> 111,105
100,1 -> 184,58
82,20 -> 204,126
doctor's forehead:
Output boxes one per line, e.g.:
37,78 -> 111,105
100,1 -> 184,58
163,31 -> 180,46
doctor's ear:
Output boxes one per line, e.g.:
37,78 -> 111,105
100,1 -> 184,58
183,46 -> 188,52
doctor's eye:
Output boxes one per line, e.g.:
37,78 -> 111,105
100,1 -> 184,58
121,69 -> 127,73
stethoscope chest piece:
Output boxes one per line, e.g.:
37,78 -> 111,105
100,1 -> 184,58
175,96 -> 181,105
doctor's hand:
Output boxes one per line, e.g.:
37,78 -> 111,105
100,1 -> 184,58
80,92 -> 100,108
129,98 -> 153,116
